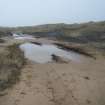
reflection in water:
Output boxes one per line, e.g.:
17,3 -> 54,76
20,43 -> 86,63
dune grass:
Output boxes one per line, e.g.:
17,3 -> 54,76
0,43 -> 25,91
0,39 -> 4,43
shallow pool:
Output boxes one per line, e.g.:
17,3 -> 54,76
20,43 -> 86,63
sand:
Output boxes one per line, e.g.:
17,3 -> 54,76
0,58 -> 105,105
0,37 -> 105,105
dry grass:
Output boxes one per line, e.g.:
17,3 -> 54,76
0,43 -> 25,91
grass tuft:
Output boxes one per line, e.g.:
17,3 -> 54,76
0,43 -> 25,91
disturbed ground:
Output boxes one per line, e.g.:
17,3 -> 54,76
0,37 -> 105,105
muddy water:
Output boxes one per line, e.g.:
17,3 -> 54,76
20,43 -> 87,63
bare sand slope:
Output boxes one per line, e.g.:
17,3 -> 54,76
0,59 -> 105,105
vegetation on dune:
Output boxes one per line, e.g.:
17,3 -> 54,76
0,21 -> 105,54
0,44 -> 25,91
12,21 -> 105,46
0,29 -> 12,38
0,21 -> 105,42
0,39 -> 4,43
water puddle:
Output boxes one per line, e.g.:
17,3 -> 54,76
20,43 -> 86,63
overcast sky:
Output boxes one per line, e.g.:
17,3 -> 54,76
0,0 -> 105,26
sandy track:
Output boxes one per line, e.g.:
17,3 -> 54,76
0,59 -> 105,105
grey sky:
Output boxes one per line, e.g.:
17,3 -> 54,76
0,0 -> 105,26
